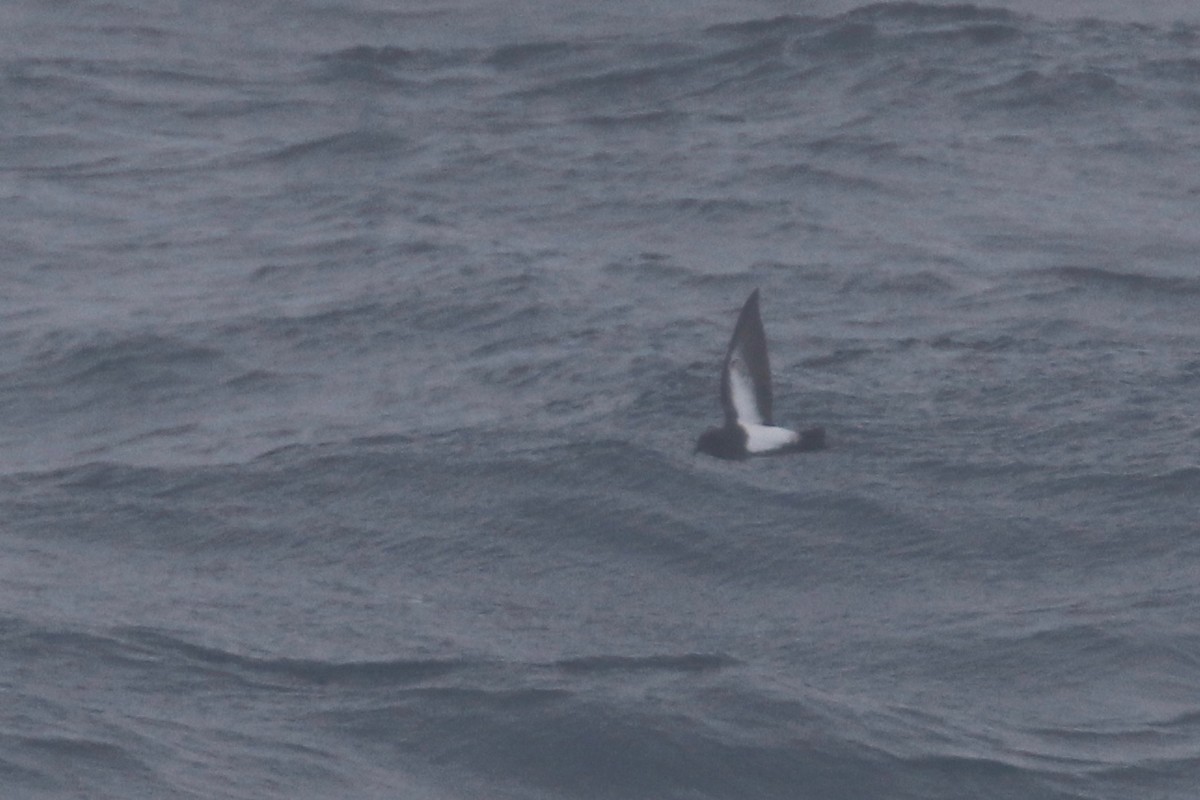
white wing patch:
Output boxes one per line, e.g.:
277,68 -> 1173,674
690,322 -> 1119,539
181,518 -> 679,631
727,357 -> 763,426
742,423 -> 799,454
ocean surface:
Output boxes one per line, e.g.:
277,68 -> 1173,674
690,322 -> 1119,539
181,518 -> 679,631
4,1 -> 1200,798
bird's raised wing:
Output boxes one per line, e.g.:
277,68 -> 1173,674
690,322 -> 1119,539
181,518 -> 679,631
720,289 -> 773,427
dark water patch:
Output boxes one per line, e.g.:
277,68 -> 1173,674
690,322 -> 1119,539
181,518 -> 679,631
486,41 -> 578,70
843,3 -> 1020,26
707,7 -> 1020,71
517,61 -> 670,100
88,23 -> 174,44
110,423 -> 200,448
31,332 -> 223,387
1086,758 -> 1200,800
898,752 -> 1053,796
16,735 -> 143,770
928,331 -> 1032,354
801,347 -> 873,369
7,331 -> 229,416
6,57 -> 124,96
555,653 -> 737,675
630,358 -> 712,424
909,622 -> 1135,704
818,21 -> 880,54
124,627 -> 470,689
330,686 -> 893,800
602,251 -> 694,281
1,449 -> 421,553
513,492 -> 715,575
222,367 -> 293,391
964,67 -> 1127,112
1019,466 -> 1200,508
264,129 -> 411,165
326,45 -> 446,69
1141,56 -> 1200,82
843,267 -> 961,296
1,619 -> 165,672
1027,707 -> 1200,759
0,748 -> 51,792
4,132 -> 120,173
796,4 -> 1024,59
1038,264 -> 1200,297
577,109 -> 689,128
746,258 -> 842,285
20,459 -> 178,494
696,36 -> 792,76
705,15 -> 819,39
554,652 -> 739,681
502,439 -> 933,588
806,134 -> 922,165
224,295 -> 438,355
315,45 -> 475,85
0,733 -> 158,798
1178,359 -> 1200,386
912,455 -> 1041,486
747,161 -> 886,192
108,64 -> 246,92
1,460 -> 241,548
953,22 -> 1022,46
512,49 -> 722,111
670,195 -> 793,220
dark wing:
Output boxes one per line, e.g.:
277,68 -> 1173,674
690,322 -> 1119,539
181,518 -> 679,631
719,289 -> 773,427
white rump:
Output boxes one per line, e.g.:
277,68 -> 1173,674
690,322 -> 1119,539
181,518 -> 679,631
741,423 -> 799,454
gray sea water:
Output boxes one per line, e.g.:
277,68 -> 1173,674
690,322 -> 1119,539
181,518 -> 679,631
4,1 -> 1200,798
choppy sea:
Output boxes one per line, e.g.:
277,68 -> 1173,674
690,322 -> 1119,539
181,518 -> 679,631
4,1 -> 1200,798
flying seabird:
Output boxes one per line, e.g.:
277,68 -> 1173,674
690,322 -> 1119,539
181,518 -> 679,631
695,289 -> 826,459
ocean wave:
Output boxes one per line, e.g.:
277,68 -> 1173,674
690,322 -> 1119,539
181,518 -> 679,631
1142,55 -> 1200,81
966,67 -> 1127,110
710,3 -> 1022,57
843,3 -> 1021,25
10,331 -> 227,413
1018,465 -> 1200,505
485,41 -> 580,70
1038,265 -> 1200,296
263,129 -> 412,164
0,732 -> 154,798
325,680 -> 894,800
553,653 -> 738,675
315,44 -> 476,86
122,627 -> 472,688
